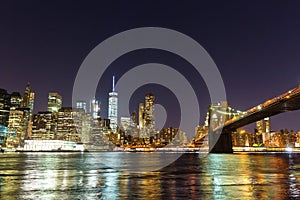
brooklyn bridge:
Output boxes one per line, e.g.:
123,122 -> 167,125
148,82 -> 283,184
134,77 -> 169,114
197,85 -> 300,153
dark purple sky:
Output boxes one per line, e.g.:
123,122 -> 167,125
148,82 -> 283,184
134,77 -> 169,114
1,1 -> 300,132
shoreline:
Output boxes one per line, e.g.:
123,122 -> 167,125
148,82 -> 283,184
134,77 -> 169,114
1,146 -> 300,153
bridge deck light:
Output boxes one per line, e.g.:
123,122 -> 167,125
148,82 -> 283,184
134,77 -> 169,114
286,147 -> 293,153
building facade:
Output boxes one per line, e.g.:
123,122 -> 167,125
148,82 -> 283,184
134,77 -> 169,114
76,100 -> 87,113
47,92 -> 62,113
56,107 -> 83,142
108,76 -> 118,133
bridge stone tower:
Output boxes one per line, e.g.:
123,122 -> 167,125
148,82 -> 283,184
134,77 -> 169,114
208,101 -> 233,153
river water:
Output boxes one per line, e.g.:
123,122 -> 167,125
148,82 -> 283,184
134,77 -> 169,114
0,152 -> 300,200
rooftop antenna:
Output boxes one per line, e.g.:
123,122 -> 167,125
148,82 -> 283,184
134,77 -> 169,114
112,76 -> 115,92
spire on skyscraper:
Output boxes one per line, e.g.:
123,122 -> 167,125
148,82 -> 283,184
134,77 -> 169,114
112,75 -> 115,92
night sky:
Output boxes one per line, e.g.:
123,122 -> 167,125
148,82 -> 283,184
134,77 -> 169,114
1,1 -> 300,132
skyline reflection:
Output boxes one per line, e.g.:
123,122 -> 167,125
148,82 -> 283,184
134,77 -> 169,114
0,153 -> 299,199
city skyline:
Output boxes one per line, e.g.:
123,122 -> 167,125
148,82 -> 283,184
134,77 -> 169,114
2,82 -> 300,133
2,2 -> 300,199
1,1 -> 300,132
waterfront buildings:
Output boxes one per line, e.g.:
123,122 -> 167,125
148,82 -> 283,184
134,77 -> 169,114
1,81 -> 300,151
6,108 -> 30,147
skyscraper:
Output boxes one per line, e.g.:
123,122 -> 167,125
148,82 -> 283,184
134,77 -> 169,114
6,108 -> 29,147
90,97 -> 100,119
21,82 -> 35,120
108,76 -> 118,133
10,92 -> 22,110
0,89 -> 11,127
138,93 -> 156,139
76,101 -> 87,113
56,107 -> 83,142
47,92 -> 62,113
144,93 -> 155,128
32,111 -> 55,140
256,117 -> 271,133
22,82 -> 31,108
28,92 -> 35,120
208,101 -> 230,130
138,103 -> 145,128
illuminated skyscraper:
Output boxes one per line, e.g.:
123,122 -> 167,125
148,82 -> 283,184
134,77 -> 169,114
138,103 -> 145,128
76,101 -> 87,113
120,117 -> 131,131
28,92 -> 35,120
131,111 -> 137,125
0,89 -> 11,127
57,107 -> 83,142
90,97 -> 100,119
256,117 -> 271,144
47,92 -> 62,113
144,93 -> 155,128
10,92 -> 22,110
208,101 -> 230,130
138,93 -> 156,138
6,108 -> 30,147
256,117 -> 271,133
22,82 -> 31,108
21,83 -> 35,120
108,76 -> 118,133
32,111 -> 55,140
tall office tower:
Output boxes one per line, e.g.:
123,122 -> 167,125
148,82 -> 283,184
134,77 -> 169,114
144,93 -> 155,128
256,117 -> 270,133
256,117 -> 271,144
76,101 -> 87,113
131,111 -> 137,125
6,109 -> 25,147
32,111 -> 55,140
22,82 -> 31,108
90,97 -> 100,119
208,101 -> 230,130
120,117 -> 131,131
47,92 -> 62,113
81,113 -> 92,143
138,103 -> 145,128
21,83 -> 34,120
56,107 -> 84,142
10,92 -> 22,110
108,76 -> 118,133
28,92 -> 35,120
0,89 -> 11,127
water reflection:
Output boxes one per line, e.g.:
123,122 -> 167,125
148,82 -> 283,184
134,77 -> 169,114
0,152 -> 300,199
202,153 -> 300,199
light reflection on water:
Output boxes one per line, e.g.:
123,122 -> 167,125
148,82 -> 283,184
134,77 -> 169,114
0,152 -> 300,199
